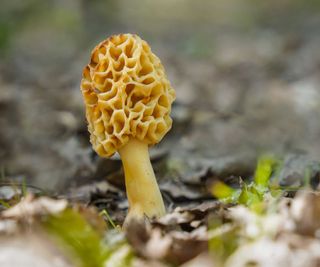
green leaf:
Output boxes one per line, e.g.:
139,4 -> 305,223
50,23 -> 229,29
0,199 -> 10,209
211,181 -> 239,203
43,209 -> 110,267
254,155 -> 277,188
100,209 -> 117,229
208,219 -> 238,261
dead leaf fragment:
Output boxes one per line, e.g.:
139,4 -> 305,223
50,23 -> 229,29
2,195 -> 67,220
180,253 -> 216,267
156,209 -> 195,226
126,220 -> 208,265
132,258 -> 168,267
225,236 -> 320,267
0,231 -> 72,267
290,191 -> 320,236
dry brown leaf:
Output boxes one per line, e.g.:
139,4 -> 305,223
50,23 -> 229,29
0,219 -> 18,234
126,219 -> 208,265
153,201 -> 223,232
155,209 -> 195,226
160,180 -> 206,200
290,191 -> 320,236
180,253 -> 216,267
2,195 -> 67,220
132,258 -> 168,267
0,231 -> 72,267
225,236 -> 320,267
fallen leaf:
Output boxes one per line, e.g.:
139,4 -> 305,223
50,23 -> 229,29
132,258 -> 168,267
180,253 -> 216,267
2,195 -> 67,220
290,191 -> 320,236
155,209 -> 195,226
0,231 -> 72,267
126,220 -> 208,265
160,180 -> 207,201
225,236 -> 320,267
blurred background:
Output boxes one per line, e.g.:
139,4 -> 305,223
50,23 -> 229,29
1,0 -> 320,193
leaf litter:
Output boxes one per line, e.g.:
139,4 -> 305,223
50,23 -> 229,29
0,155 -> 319,266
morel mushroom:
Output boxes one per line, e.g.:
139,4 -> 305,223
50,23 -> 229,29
81,34 -> 175,221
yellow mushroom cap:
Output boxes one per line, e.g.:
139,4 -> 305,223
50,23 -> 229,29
81,34 -> 176,157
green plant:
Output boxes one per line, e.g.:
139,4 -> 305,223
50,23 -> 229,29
44,209 -> 109,267
43,208 -> 133,267
211,155 -> 281,213
100,209 -> 118,229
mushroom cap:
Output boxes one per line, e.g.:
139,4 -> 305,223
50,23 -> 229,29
81,34 -> 176,157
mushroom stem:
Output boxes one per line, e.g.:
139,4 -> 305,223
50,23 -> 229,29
118,138 -> 166,221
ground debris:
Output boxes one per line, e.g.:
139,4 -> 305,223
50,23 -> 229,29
160,179 -> 208,201
0,232 -> 73,267
180,253 -> 216,267
219,191 -> 320,267
125,219 -> 208,265
0,190 -> 318,266
2,195 -> 67,220
277,154 -> 320,189
131,258 -> 168,267
290,191 -> 320,236
124,201 -> 224,265
225,235 -> 320,267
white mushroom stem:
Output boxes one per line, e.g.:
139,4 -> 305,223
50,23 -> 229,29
118,138 -> 166,221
